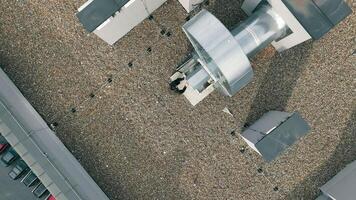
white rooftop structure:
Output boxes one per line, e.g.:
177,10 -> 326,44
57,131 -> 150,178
317,160 -> 356,200
0,67 -> 109,200
77,0 -> 205,45
240,111 -> 310,162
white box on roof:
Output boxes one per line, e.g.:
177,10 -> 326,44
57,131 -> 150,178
178,0 -> 205,12
93,0 -> 167,45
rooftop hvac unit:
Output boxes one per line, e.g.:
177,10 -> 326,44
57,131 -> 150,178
240,111 -> 310,162
170,0 -> 352,106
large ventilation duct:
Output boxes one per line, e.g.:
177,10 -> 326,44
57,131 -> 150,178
170,0 -> 351,106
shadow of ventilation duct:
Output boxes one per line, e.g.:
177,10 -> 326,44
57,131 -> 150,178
243,41 -> 313,128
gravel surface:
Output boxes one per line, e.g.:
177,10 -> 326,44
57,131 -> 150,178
0,0 -> 355,199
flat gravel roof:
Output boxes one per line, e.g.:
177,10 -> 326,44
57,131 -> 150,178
0,0 -> 355,199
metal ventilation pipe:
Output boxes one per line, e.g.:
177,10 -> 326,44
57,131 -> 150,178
170,0 -> 351,106
170,4 -> 287,106
231,5 -> 287,58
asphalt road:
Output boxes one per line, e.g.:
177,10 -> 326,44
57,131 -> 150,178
0,0 -> 355,199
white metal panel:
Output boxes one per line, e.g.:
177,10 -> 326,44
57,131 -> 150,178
41,172 -> 54,188
55,194 -> 70,200
31,162 -> 46,177
50,184 -> 63,198
22,150 -> 37,166
178,0 -> 204,12
267,0 -> 312,51
0,69 -> 48,133
320,160 -> 356,200
249,111 -> 291,134
241,129 -> 265,144
78,0 -> 201,44
3,130 -> 20,145
240,111 -> 294,156
240,129 -> 264,154
77,0 -> 94,12
14,142 -> 28,157
143,0 -> 166,12
93,0 -> 167,45
0,120 -> 11,136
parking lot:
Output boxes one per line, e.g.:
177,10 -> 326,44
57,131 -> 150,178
0,0 -> 355,200
0,143 -> 48,200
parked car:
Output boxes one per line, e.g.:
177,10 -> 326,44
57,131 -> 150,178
0,134 -> 8,153
46,194 -> 56,200
1,147 -> 19,166
32,183 -> 48,198
0,134 -> 6,143
8,160 -> 28,180
22,171 -> 39,187
0,143 -> 9,154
